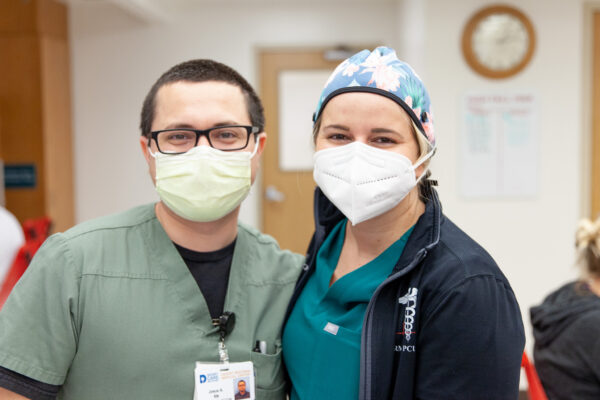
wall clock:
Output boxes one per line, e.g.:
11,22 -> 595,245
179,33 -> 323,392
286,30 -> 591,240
461,5 -> 536,79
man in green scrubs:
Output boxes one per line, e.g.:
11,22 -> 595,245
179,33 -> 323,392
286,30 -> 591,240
0,59 -> 303,399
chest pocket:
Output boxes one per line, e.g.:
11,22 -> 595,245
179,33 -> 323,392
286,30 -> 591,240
250,339 -> 285,399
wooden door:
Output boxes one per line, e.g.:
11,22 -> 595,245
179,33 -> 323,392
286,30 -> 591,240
593,11 -> 600,218
259,49 -> 342,254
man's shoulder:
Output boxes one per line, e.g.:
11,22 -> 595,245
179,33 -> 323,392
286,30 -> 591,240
236,222 -> 304,281
237,222 -> 298,256
62,203 -> 157,240
237,222 -> 277,244
28,204 -> 160,276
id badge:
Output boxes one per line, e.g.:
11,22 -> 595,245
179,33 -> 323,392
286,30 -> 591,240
194,361 -> 255,400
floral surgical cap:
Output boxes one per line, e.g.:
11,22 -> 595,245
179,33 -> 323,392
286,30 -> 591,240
313,46 -> 435,146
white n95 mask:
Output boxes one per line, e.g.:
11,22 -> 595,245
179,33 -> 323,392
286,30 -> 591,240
151,144 -> 258,222
313,141 -> 433,225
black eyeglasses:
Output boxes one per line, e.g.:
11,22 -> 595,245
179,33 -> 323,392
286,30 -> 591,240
149,125 -> 260,154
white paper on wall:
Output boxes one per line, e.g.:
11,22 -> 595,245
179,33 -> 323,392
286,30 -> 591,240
460,92 -> 537,198
278,70 -> 331,171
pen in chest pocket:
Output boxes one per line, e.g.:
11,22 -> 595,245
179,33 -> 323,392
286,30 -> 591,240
252,340 -> 267,354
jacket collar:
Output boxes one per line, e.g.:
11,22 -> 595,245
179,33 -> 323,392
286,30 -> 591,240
392,188 -> 442,273
312,187 -> 344,247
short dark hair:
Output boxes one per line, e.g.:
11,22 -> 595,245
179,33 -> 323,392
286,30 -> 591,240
140,59 -> 264,137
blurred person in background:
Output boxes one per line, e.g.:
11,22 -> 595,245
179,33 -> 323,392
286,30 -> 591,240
0,206 -> 24,284
282,46 -> 525,400
531,216 -> 600,400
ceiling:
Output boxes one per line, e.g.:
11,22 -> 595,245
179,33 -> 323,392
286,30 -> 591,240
60,0 -> 397,23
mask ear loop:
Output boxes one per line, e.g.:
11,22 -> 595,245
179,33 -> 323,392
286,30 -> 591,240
248,136 -> 261,158
413,146 -> 436,184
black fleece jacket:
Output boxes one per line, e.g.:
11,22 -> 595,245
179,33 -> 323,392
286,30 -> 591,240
284,186 -> 525,400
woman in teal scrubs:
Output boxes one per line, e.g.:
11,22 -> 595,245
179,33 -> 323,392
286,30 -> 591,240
282,47 -> 525,400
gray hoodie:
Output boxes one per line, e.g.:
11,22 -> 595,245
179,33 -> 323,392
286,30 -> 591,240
530,281 -> 600,400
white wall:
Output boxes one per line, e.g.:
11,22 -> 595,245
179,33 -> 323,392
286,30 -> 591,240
69,0 -> 598,355
69,1 -> 398,228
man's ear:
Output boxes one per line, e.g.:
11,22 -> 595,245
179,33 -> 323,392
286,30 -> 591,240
255,132 -> 267,157
139,136 -> 151,163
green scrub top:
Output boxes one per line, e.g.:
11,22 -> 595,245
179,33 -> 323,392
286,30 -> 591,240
283,219 -> 413,400
0,204 -> 303,400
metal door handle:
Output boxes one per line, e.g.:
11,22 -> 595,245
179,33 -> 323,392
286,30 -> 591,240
265,185 -> 285,202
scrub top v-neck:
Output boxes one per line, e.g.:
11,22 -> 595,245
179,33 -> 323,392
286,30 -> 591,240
283,219 -> 414,400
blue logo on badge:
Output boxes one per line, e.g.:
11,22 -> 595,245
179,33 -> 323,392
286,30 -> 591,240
199,375 -> 207,384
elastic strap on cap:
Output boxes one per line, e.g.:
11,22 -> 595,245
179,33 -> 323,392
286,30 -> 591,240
314,86 -> 427,142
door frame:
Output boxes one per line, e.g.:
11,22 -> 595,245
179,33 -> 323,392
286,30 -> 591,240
592,10 -> 600,218
257,47 -> 342,253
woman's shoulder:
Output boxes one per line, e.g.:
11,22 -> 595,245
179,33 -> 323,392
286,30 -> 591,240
414,216 -> 522,334
418,214 -> 513,297
435,215 -> 501,273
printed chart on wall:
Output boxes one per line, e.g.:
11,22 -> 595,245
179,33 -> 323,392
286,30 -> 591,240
460,92 -> 537,198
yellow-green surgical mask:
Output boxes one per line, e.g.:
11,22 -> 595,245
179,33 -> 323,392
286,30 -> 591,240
150,144 -> 258,222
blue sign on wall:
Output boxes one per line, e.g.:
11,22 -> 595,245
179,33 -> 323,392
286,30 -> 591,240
4,164 -> 37,189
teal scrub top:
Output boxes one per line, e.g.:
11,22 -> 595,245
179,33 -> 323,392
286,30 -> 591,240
283,219 -> 413,400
